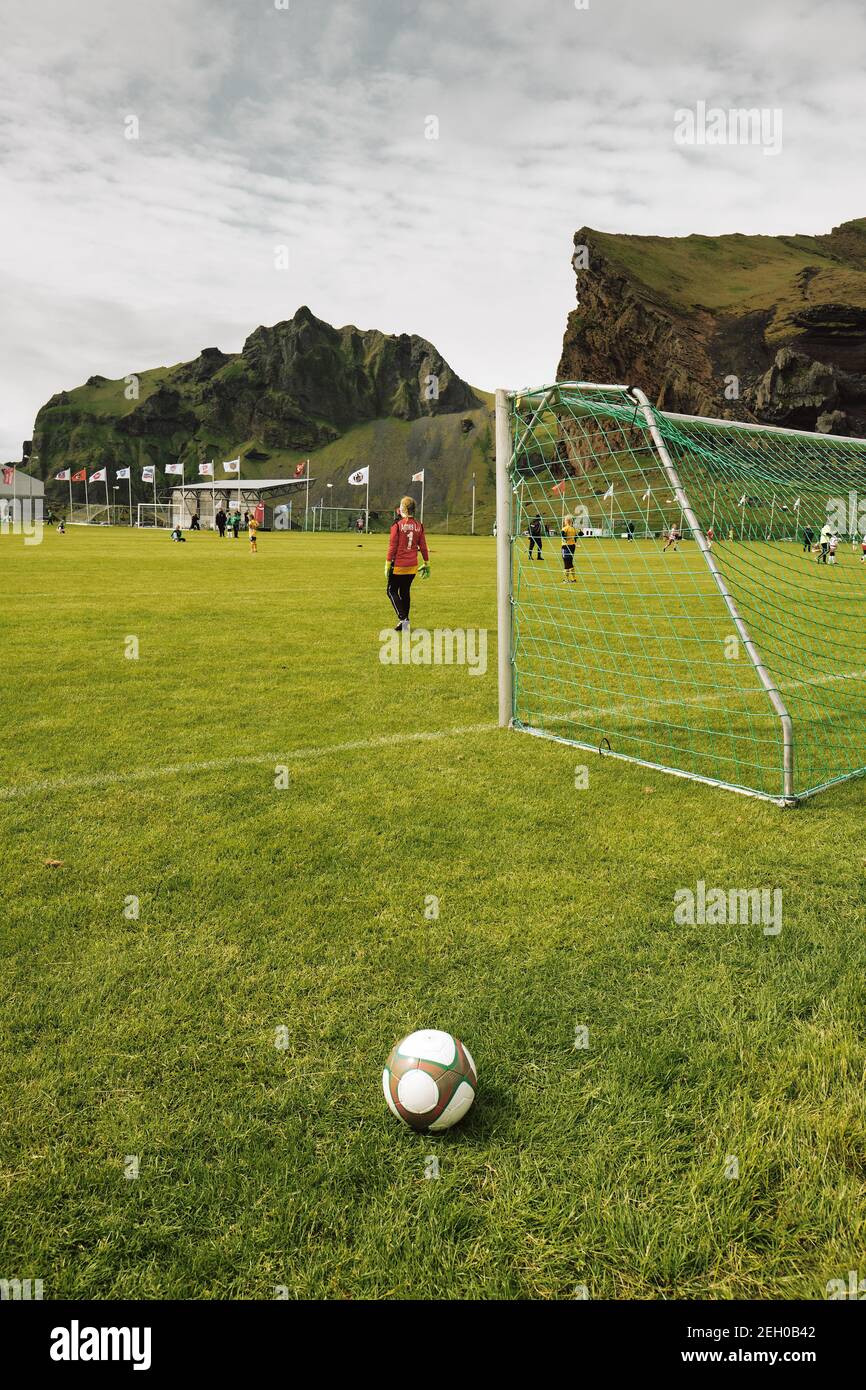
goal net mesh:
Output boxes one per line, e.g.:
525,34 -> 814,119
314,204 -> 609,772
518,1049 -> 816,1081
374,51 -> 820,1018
507,383 -> 866,802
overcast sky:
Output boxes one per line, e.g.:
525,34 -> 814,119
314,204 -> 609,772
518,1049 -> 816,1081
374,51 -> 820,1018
1,0 -> 865,458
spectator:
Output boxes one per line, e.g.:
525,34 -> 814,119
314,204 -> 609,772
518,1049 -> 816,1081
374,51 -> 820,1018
215,507 -> 227,538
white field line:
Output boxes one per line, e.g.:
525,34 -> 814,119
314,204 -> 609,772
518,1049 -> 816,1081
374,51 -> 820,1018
0,723 -> 498,802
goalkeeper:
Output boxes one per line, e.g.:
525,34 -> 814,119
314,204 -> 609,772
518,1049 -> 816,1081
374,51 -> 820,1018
385,494 -> 429,631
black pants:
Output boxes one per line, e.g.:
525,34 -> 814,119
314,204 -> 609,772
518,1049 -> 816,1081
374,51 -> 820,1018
217,524 -> 226,537
387,572 -> 415,622
529,536 -> 542,558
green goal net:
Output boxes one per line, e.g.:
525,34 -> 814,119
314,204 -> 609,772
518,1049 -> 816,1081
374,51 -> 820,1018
497,383 -> 866,804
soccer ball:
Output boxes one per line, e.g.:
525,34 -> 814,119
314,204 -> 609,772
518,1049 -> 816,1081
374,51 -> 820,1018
382,1029 -> 477,1132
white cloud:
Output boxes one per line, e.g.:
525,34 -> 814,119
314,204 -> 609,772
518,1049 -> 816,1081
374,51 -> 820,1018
1,0 -> 865,457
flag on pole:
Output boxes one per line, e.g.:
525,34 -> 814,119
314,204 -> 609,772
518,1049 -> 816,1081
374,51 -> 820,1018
55,468 -> 72,481
2,466 -> 14,485
412,470 -> 425,483
116,467 -> 131,480
222,458 -> 240,474
71,468 -> 87,482
602,484 -> 614,499
142,466 -> 155,483
165,463 -> 183,476
738,494 -> 746,506
793,497 -> 801,508
294,460 -> 306,477
198,461 -> 214,477
348,467 -> 369,486
90,468 -> 107,483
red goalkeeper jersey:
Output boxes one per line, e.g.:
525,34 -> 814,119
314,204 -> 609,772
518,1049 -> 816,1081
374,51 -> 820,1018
387,518 -> 428,574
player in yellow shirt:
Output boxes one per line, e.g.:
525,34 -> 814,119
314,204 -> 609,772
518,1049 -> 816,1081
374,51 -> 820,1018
561,515 -> 577,582
248,512 -> 259,552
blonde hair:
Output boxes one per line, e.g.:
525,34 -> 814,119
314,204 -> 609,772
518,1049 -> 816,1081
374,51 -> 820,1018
400,495 -> 416,517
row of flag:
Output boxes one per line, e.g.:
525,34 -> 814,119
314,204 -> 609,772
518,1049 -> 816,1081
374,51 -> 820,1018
54,458 -> 247,484
550,477 -> 804,510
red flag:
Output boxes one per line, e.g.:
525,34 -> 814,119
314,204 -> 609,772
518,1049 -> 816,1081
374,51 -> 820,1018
551,480 -> 566,496
294,460 -> 306,477
1,466 -> 14,485
71,469 -> 86,482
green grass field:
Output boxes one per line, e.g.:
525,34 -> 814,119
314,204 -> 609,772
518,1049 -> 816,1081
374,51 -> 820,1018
1,526 -> 865,1300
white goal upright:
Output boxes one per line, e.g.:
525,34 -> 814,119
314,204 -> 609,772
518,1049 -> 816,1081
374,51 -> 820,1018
495,383 -> 866,805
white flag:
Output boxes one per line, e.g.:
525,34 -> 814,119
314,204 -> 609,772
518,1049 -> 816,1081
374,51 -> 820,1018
793,496 -> 801,508
641,487 -> 651,501
142,466 -> 155,483
738,494 -> 746,506
348,467 -> 369,486
165,462 -> 183,476
55,468 -> 71,481
603,484 -> 614,500
90,468 -> 107,483
223,458 -> 240,474
412,470 -> 425,483
199,461 -> 214,477
116,467 -> 130,480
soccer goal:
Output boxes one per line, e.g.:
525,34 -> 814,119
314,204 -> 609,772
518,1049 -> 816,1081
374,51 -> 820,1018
495,383 -> 866,805
136,503 -> 173,528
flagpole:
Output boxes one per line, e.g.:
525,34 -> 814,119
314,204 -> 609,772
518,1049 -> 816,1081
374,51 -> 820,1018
68,474 -> 72,516
767,492 -> 776,541
127,470 -> 132,524
710,487 -> 716,531
645,491 -> 650,539
104,474 -> 110,522
365,473 -> 369,534
153,469 -> 157,522
84,472 -> 90,524
471,472 -> 476,535
305,460 -> 310,532
420,473 -> 425,525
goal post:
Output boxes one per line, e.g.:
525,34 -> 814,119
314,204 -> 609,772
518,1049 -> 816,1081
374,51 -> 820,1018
496,382 -> 866,804
136,503 -> 172,528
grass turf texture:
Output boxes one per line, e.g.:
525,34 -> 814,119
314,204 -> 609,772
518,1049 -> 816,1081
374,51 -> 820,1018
1,526 -> 864,1300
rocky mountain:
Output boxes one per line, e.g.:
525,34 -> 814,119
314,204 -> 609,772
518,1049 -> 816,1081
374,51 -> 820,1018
31,307 -> 493,525
558,219 -> 866,435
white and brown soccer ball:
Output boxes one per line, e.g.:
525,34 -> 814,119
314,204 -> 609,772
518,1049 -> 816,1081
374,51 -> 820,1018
383,1029 -> 477,1132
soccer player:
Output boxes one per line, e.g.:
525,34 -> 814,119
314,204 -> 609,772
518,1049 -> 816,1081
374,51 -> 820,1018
829,533 -> 839,565
385,495 -> 429,631
706,525 -> 715,550
248,511 -> 259,553
802,525 -> 814,553
663,524 -> 679,552
528,513 -> 544,560
561,514 -> 577,581
819,521 -> 832,563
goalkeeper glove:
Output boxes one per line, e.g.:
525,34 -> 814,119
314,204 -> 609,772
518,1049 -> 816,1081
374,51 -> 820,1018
385,561 -> 393,579
419,561 -> 430,579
